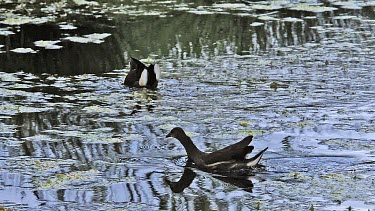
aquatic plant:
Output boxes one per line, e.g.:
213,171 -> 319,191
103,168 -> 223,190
37,169 -> 100,189
289,4 -> 338,13
34,40 -> 62,49
10,48 -> 37,53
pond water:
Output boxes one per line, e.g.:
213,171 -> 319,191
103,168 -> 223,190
1,0 -> 375,210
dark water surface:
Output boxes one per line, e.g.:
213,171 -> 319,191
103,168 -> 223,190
1,0 -> 375,210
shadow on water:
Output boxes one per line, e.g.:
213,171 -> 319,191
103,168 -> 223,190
1,0 -> 375,210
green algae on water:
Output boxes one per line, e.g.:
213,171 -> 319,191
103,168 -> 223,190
37,169 -> 100,189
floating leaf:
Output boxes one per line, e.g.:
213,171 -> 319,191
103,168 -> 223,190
332,16 -> 357,20
10,48 -> 37,53
289,4 -> 338,13
238,120 -> 251,127
23,134 -> 60,142
83,105 -> 119,114
84,33 -> 111,40
29,17 -> 53,24
0,28 -> 15,36
304,16 -> 317,19
282,17 -> 303,22
0,17 -> 31,25
63,36 -> 93,43
0,122 -> 17,134
251,4 -> 283,10
186,9 -> 215,15
0,72 -> 20,82
0,15 -> 52,25
59,24 -> 77,30
34,40 -> 63,49
250,22 -> 264,26
332,2 -> 362,10
0,104 -> 52,115
64,33 -> 111,44
212,3 -> 248,10
73,0 -> 99,6
258,16 -> 280,21
37,169 -> 99,189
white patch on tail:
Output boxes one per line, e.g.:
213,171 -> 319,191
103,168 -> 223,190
139,69 -> 148,86
246,157 -> 262,167
154,64 -> 160,81
246,150 -> 266,167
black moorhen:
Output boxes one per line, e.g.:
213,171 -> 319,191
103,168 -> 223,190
166,127 -> 268,172
124,57 -> 160,90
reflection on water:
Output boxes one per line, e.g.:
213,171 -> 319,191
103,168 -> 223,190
1,1 -> 373,75
165,167 -> 257,193
0,24 -> 124,75
1,0 -> 375,210
165,168 -> 197,193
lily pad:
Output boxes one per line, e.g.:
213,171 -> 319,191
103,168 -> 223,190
5,159 -> 77,174
282,17 -> 303,22
0,28 -> 15,36
73,0 -> 99,6
0,123 -> 17,134
0,15 -> 52,25
0,72 -> 20,82
10,48 -> 37,53
63,36 -> 95,44
23,134 -> 60,142
34,40 -> 63,49
59,24 -> 77,30
250,22 -> 264,27
78,132 -> 123,143
332,2 -> 362,10
251,4 -> 283,10
186,9 -> 215,15
332,16 -> 357,20
83,105 -> 119,114
84,33 -> 111,40
289,4 -> 338,13
212,3 -> 248,10
238,120 -> 251,127
258,16 -> 280,21
37,169 -> 100,189
0,104 -> 52,115
64,33 -> 111,44
0,17 -> 31,25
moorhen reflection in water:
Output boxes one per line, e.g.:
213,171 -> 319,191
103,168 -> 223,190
166,127 -> 268,174
165,168 -> 255,193
165,168 -> 197,193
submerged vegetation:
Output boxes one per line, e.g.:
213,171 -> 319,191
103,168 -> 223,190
1,0 -> 375,210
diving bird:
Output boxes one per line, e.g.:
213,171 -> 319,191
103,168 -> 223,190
124,57 -> 160,89
166,127 -> 268,173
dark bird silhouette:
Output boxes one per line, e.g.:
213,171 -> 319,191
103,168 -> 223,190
124,57 -> 160,89
166,127 -> 268,173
